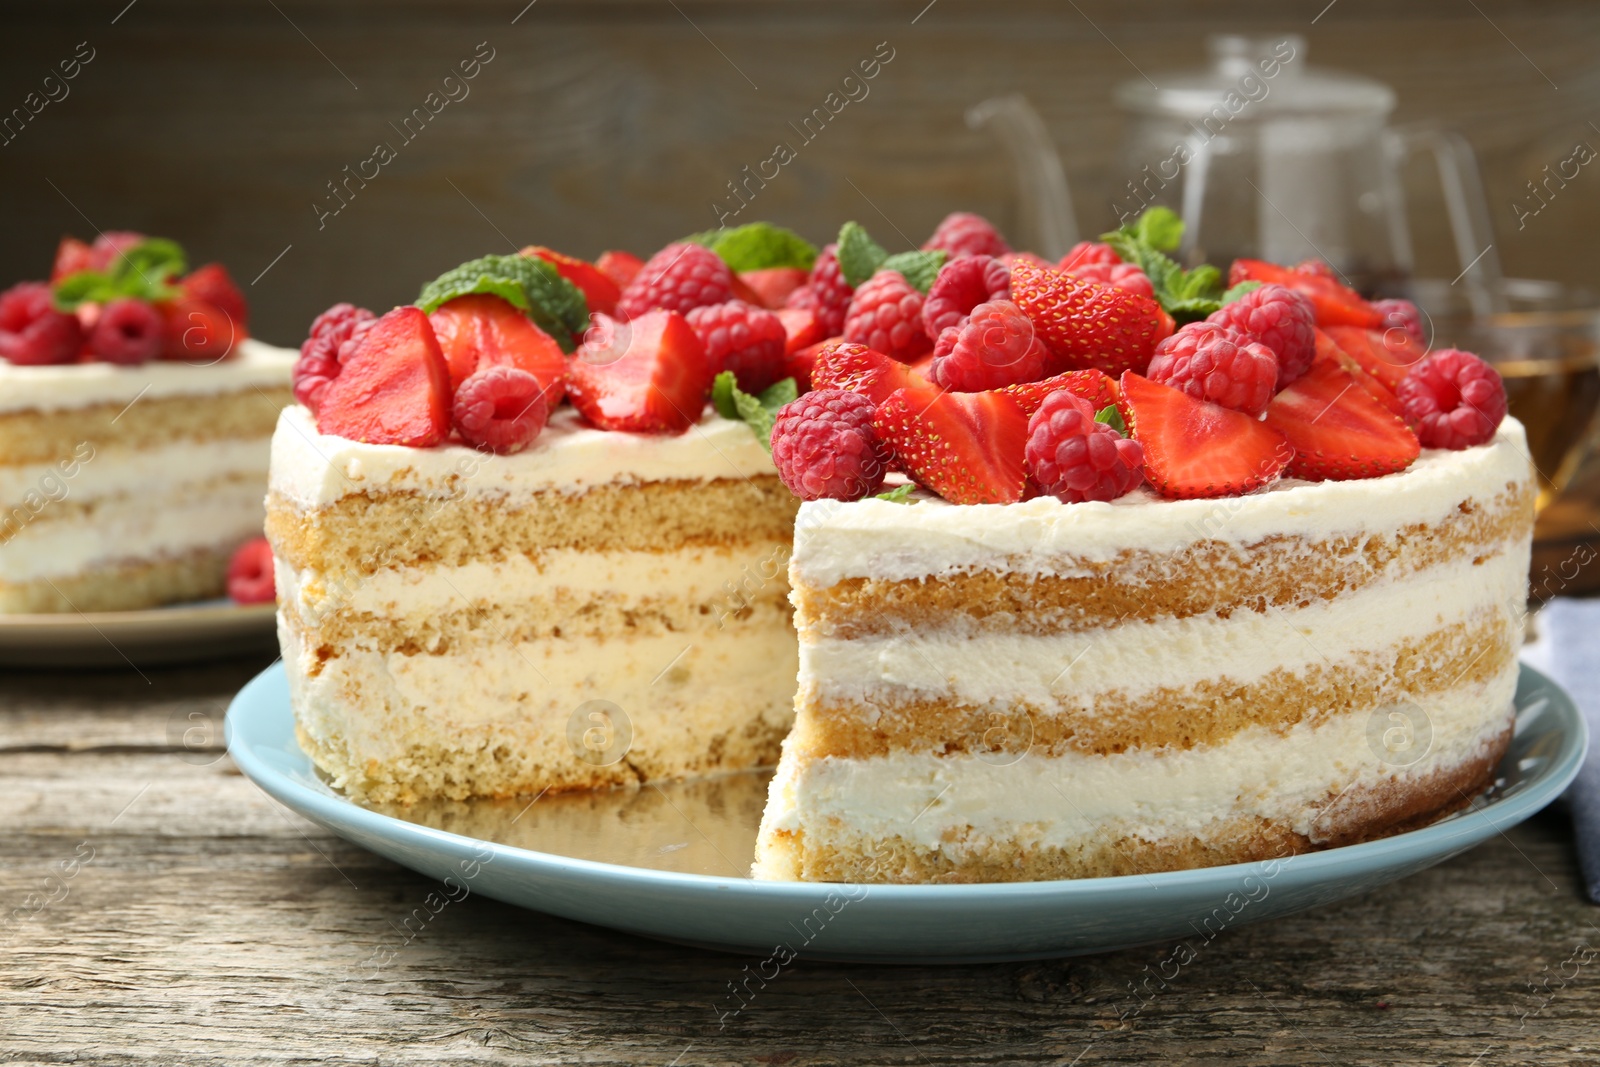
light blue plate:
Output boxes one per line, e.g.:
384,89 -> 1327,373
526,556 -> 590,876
227,663 -> 1586,962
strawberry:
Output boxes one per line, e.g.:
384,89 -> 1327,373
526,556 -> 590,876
1313,328 -> 1404,417
1001,369 -> 1117,417
178,264 -> 250,335
810,341 -> 935,405
522,246 -> 620,318
428,293 -> 566,404
1228,259 -> 1381,330
739,267 -> 810,310
783,335 -> 841,393
874,387 -> 1029,504
159,299 -> 240,362
1264,359 -> 1420,481
566,310 -> 713,434
595,250 -> 644,290
1009,259 -> 1174,376
1321,324 -> 1426,393
776,306 -> 825,355
1117,372 -> 1291,499
316,306 -> 452,448
51,237 -> 95,282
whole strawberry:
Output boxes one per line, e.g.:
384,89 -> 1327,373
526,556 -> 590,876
922,211 -> 1011,259
615,242 -> 734,320
1396,348 -> 1507,449
1063,260 -> 1155,300
1207,283 -> 1316,387
685,300 -> 788,393
843,271 -> 932,363
921,255 -> 1010,337
1025,390 -> 1145,503
786,243 -> 854,336
295,302 -> 375,412
1147,322 -> 1279,417
770,389 -> 888,500
1009,259 -> 1174,375
1058,242 -> 1120,271
928,300 -> 1050,392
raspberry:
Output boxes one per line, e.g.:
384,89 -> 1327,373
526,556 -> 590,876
685,300 -> 787,393
922,212 -> 1011,259
0,282 -> 82,365
787,243 -> 854,336
1294,258 -> 1338,279
1064,261 -> 1155,300
929,300 -> 1050,392
1147,322 -> 1279,417
1025,390 -> 1144,503
1207,284 -> 1315,387
294,303 -> 375,412
921,255 -> 1010,337
842,271 -> 932,362
89,298 -> 164,364
452,365 -> 551,454
1397,348 -> 1506,450
226,537 -> 276,605
1058,241 -> 1120,271
615,242 -> 734,320
1373,298 -> 1425,346
771,388 -> 887,500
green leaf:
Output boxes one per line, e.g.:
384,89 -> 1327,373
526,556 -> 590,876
711,371 -> 795,451
1100,212 -> 1225,323
683,222 -> 817,272
1133,207 -> 1184,254
1094,404 -> 1127,435
1221,281 -> 1262,305
881,249 -> 947,294
875,483 -> 915,503
835,221 -> 887,287
52,237 -> 188,310
416,254 -> 589,352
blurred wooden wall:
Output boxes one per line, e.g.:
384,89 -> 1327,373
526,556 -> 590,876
2,0 -> 1597,345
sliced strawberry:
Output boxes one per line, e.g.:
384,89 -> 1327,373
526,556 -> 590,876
727,272 -> 763,307
1313,328 -> 1404,417
1322,324 -> 1425,393
810,341 -> 936,405
776,306 -> 825,355
1001,368 -> 1118,417
1009,259 -> 1173,376
739,267 -> 810,310
906,349 -> 936,382
1228,259 -> 1381,329
317,306 -> 452,447
596,250 -> 644,290
52,237 -> 95,282
565,310 -> 712,434
178,263 -> 250,335
159,299 -> 241,362
1117,372 -> 1291,499
522,245 -> 619,318
1264,359 -> 1419,481
874,387 -> 1029,504
429,293 -> 566,404
784,335 -> 840,393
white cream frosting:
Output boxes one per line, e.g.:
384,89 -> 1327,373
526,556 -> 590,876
269,403 -> 777,509
0,337 -> 296,415
0,436 -> 270,509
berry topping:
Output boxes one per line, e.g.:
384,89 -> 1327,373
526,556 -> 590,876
596,250 -> 644,290
921,254 -> 1011,337
51,237 -> 95,283
1117,371 -> 1291,499
159,299 -> 239,363
1228,258 -> 1381,329
737,267 -> 810,310
782,335 -> 842,394
1147,321 -> 1280,417
1293,258 -> 1339,280
615,243 -> 735,321
842,271 -> 933,362
1061,260 -> 1156,300
1373,298 -> 1426,346
809,341 -> 931,405
874,387 -> 1030,505
566,310 -> 714,434
428,293 -> 566,405
89,297 -> 165,364
178,263 -> 249,334
523,246 -> 620,318
775,306 -> 825,356
770,388 -> 888,500
787,243 -> 855,336
316,305 -> 452,448
226,537 -> 276,605
1266,359 -> 1421,479
0,282 -> 83,365
1009,259 -> 1175,376
1026,391 -> 1145,503
1396,348 -> 1508,450
1313,328 -> 1405,417
1321,324 -> 1426,392
1058,242 -> 1121,271
453,365 -> 551,454
294,303 -> 375,412
1000,368 -> 1118,417
922,211 -> 1011,260
1205,283 -> 1316,386
928,299 -> 1050,392
686,300 -> 788,393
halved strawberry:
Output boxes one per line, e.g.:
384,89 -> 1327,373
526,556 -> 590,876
1009,259 -> 1174,376
316,306 -> 451,447
1001,369 -> 1118,417
1264,359 -> 1419,481
158,299 -> 241,362
429,294 -> 566,405
178,263 -> 250,335
522,245 -> 620,318
776,306 -> 824,355
874,387 -> 1029,504
51,237 -> 95,282
1313,328 -> 1404,417
596,250 -> 644,290
1228,259 -> 1381,330
1117,372 -> 1291,499
783,335 -> 840,393
739,267 -> 810,310
565,310 -> 712,434
1322,324 -> 1425,393
810,341 -> 936,405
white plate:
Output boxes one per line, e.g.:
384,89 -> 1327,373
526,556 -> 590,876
0,599 -> 276,667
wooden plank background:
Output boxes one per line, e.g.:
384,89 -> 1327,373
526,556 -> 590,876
1,0 -> 1597,347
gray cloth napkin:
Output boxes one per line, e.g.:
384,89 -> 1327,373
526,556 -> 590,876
1520,598 -> 1600,904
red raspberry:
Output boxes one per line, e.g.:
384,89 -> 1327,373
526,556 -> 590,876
616,242 -> 734,320
770,388 -> 887,500
1147,321 -> 1279,417
685,300 -> 788,393
929,299 -> 1050,392
787,243 -> 854,336
1064,261 -> 1155,300
1373,298 -> 1425,346
0,282 -> 83,365
1058,241 -> 1120,271
1025,390 -> 1144,503
294,303 -> 375,412
1397,348 -> 1506,450
453,365 -> 551,454
1207,284 -> 1315,387
843,271 -> 932,362
921,255 -> 1010,337
89,298 -> 165,364
922,212 -> 1011,259
1294,258 -> 1338,279
226,537 -> 276,605
89,231 -> 147,272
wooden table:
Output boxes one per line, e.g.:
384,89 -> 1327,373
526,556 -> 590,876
4,653 -> 1597,1066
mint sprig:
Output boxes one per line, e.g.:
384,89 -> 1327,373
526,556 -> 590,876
875,483 -> 916,503
416,254 -> 588,352
683,222 -> 817,272
1094,404 -> 1127,435
52,238 -> 188,311
834,221 -> 946,293
1100,207 -> 1227,323
711,371 -> 797,451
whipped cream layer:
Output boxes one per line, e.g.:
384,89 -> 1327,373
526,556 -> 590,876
270,404 -> 776,509
0,338 -> 296,415
0,436 -> 270,509
793,419 -> 1531,585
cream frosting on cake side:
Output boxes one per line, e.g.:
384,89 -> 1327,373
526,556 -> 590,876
0,338 -> 297,414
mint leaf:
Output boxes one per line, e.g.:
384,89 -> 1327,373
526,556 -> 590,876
881,249 -> 947,293
836,221 -> 888,287
1094,404 -> 1127,435
711,371 -> 795,451
52,237 -> 188,310
416,254 -> 588,352
1221,281 -> 1262,305
1133,207 -> 1184,254
684,222 -> 817,272
876,483 -> 915,503
1100,213 -> 1225,324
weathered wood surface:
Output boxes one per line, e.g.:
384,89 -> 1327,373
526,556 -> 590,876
1,653 -> 1598,1065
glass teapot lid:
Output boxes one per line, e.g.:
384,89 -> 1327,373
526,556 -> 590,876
1115,34 -> 1394,120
